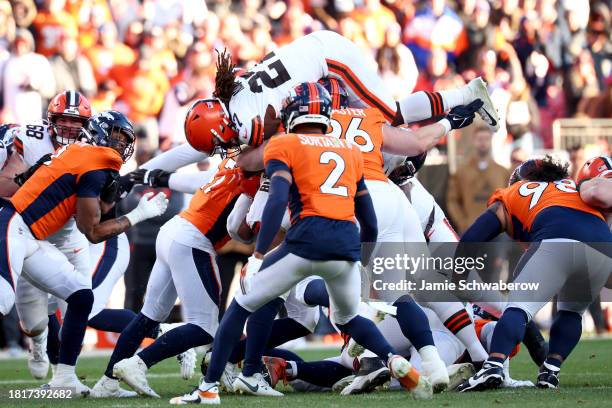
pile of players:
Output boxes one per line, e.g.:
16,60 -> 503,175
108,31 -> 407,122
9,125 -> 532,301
0,30 -> 610,404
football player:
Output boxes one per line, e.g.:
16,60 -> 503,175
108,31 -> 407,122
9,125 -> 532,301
170,83 -> 432,405
576,155 -> 612,218
456,156 -> 612,391
0,110 -> 168,394
188,31 -> 498,157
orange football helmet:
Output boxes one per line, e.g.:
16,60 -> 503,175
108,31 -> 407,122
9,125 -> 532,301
47,90 -> 92,146
576,156 -> 612,186
184,98 -> 238,155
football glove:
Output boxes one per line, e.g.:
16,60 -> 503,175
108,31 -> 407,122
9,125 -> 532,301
130,168 -> 172,188
444,99 -> 484,130
125,191 -> 169,226
240,255 -> 263,295
14,153 -> 52,186
100,171 -> 120,203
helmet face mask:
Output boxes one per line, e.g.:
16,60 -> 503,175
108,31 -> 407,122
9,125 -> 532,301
82,111 -> 135,162
50,115 -> 89,145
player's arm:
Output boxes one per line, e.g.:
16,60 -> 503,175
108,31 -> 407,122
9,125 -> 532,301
227,193 -> 255,244
579,178 -> 612,210
354,177 -> 378,264
140,143 -> 208,172
253,160 -> 291,259
236,141 -> 269,172
75,170 -> 169,244
129,169 -> 216,194
0,151 -> 27,197
460,201 -> 507,242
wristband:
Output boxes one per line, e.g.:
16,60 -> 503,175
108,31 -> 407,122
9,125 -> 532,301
437,118 -> 452,135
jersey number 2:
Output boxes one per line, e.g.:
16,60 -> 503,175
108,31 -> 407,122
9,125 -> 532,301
319,151 -> 348,197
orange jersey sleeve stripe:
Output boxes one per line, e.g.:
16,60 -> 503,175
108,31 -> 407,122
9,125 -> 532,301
326,59 -> 396,122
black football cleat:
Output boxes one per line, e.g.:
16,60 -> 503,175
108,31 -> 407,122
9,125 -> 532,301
455,361 -> 504,392
536,364 -> 560,389
340,357 -> 390,395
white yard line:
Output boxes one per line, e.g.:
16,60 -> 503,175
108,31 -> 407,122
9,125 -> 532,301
0,373 -> 183,385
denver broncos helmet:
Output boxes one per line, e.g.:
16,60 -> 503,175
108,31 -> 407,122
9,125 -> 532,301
47,90 -> 92,146
576,156 -> 612,186
318,77 -> 349,110
281,82 -> 333,133
82,111 -> 135,162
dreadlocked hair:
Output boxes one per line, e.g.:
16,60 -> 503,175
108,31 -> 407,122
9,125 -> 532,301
521,155 -> 570,183
213,49 -> 238,106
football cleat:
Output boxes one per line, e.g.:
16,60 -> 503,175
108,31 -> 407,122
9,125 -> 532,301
91,375 -> 138,398
113,355 -> 160,398
232,373 -> 284,396
388,355 -> 432,399
170,382 -> 220,405
420,351 -> 449,393
28,329 -> 50,379
536,364 -> 560,389
503,377 -> 535,388
41,374 -> 91,397
178,348 -> 197,380
262,356 -> 288,388
466,77 -> 499,131
456,360 -> 504,392
220,362 -> 241,393
447,363 -> 476,391
346,338 -> 365,358
341,357 -> 390,395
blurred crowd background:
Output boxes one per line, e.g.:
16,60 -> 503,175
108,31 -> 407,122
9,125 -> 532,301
0,0 -> 611,353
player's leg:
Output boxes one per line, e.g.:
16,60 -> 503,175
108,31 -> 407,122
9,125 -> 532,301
457,241 -> 570,392
21,240 -> 93,395
178,246 -> 308,404
320,260 -> 431,398
538,242 -> 612,389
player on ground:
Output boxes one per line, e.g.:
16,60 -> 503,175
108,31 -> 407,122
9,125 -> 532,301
0,110 -> 168,394
188,31 -> 498,157
170,83 -> 432,405
456,156 -> 612,391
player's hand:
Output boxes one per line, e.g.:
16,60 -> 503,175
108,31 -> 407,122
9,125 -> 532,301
445,99 -> 484,130
125,192 -> 169,226
130,168 -> 172,188
100,171 -> 120,203
14,153 -> 52,186
115,174 -> 135,201
240,255 -> 263,295
239,172 -> 261,198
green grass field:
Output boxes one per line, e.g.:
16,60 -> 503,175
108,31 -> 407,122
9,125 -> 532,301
1,338 -> 611,407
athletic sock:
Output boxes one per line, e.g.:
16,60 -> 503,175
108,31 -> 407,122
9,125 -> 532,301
547,310 -> 582,366
489,307 -> 529,361
302,279 -> 330,307
432,302 -> 489,362
336,315 -> 394,361
394,299 -> 434,350
397,91 -> 445,124
242,298 -> 284,377
88,309 -> 137,333
103,313 -> 159,378
59,289 -> 93,366
294,360 -> 352,388
46,314 -> 60,365
229,318 -> 310,364
138,323 -> 212,368
205,300 -> 251,383
522,320 -> 548,366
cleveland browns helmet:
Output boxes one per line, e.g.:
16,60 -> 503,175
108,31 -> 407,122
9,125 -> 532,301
281,82 -> 333,133
184,98 -> 239,156
82,111 -> 135,162
576,156 -> 612,187
318,77 -> 349,110
47,90 -> 92,145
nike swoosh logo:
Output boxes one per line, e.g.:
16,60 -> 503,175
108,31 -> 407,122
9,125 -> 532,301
480,108 -> 498,126
238,377 -> 259,393
73,248 -> 83,254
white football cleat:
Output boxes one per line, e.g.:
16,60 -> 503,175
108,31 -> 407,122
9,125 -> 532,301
447,363 -> 476,390
466,77 -> 500,131
341,357 -> 390,395
419,346 -> 449,393
503,377 -> 535,388
332,375 -> 355,392
91,375 -> 138,398
113,355 -> 159,398
346,338 -> 365,358
28,329 -> 50,379
178,348 -> 197,380
43,374 -> 91,397
170,382 -> 220,405
220,362 -> 241,393
233,373 -> 283,396
388,355 -> 432,400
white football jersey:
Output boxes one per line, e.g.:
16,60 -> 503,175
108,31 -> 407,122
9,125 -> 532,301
230,33 -> 328,146
14,123 -> 55,166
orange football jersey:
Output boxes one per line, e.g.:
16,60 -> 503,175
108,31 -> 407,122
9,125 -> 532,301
180,159 -> 241,249
328,107 -> 387,182
488,179 -> 604,237
263,133 -> 365,223
11,143 -> 122,240
32,11 -> 78,57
